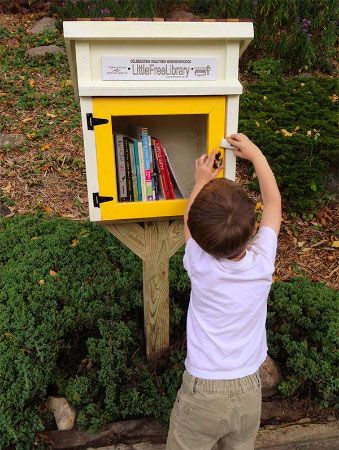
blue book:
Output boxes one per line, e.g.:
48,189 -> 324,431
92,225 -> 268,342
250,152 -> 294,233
133,139 -> 142,201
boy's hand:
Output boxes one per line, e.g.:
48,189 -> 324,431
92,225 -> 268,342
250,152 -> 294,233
195,149 -> 222,186
226,133 -> 262,162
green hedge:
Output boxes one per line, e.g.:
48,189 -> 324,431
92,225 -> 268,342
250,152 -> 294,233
0,215 -> 338,449
239,77 -> 338,213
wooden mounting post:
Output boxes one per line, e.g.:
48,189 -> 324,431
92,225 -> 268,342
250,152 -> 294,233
104,220 -> 184,360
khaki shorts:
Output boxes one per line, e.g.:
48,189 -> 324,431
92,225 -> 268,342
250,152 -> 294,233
166,370 -> 261,450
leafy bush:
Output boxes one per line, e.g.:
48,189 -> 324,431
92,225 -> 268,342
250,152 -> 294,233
0,215 -> 188,449
268,278 -> 339,407
0,215 -> 337,448
51,0 -> 337,74
239,77 -> 338,213
247,57 -> 282,80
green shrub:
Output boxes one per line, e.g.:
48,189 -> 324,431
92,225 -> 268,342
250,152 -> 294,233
267,278 -> 339,407
239,77 -> 338,213
247,57 -> 282,80
52,0 -> 337,74
0,215 -> 337,449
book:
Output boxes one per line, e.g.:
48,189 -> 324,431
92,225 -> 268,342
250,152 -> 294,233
160,143 -> 175,199
137,140 -> 147,201
123,136 -> 134,201
133,139 -> 142,201
153,138 -> 170,199
128,139 -> 138,201
162,145 -> 184,199
151,138 -> 160,200
114,134 -> 128,202
148,135 -> 156,200
138,128 -> 153,201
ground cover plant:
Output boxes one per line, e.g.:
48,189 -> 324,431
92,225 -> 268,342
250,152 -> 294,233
0,214 -> 338,449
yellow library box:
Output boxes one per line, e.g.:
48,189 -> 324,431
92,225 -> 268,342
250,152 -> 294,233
63,18 -> 254,223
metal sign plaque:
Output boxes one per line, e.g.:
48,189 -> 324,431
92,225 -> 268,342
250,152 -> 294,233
102,56 -> 217,81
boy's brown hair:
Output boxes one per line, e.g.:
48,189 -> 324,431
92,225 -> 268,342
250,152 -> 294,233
187,178 -> 255,259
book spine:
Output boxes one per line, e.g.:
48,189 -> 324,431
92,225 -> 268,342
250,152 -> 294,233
133,139 -> 142,201
140,129 -> 153,201
161,144 -> 175,199
148,135 -> 156,200
123,136 -> 134,201
154,139 -> 170,199
114,134 -> 128,202
151,138 -> 160,200
129,140 -> 138,202
137,140 -> 147,201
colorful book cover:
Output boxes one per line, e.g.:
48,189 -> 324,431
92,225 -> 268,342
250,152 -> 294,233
163,145 -> 184,199
128,139 -> 138,202
160,143 -> 175,199
137,128 -> 153,201
154,138 -> 170,199
123,136 -> 134,201
137,140 -> 147,201
133,139 -> 142,201
114,134 -> 127,202
151,138 -> 160,200
148,135 -> 156,200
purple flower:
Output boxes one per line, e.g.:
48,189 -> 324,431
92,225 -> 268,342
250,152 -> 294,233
101,7 -> 110,15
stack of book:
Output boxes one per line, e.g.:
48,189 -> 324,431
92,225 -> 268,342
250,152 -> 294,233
113,127 -> 183,202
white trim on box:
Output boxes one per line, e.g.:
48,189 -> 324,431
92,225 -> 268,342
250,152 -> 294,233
79,97 -> 101,221
77,80 -> 243,97
63,21 -> 254,41
224,95 -> 239,181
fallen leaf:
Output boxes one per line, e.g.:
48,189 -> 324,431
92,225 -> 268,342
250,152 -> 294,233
43,206 -> 53,214
263,95 -> 267,101
307,130 -> 312,136
281,128 -> 293,137
49,270 -> 58,276
293,126 -> 300,132
255,201 -> 263,210
297,241 -> 306,247
46,112 -> 56,118
28,79 -> 35,87
38,279 -> 45,285
70,238 -> 79,247
329,94 -> 338,103
41,144 -> 51,151
255,121 -> 260,128
332,241 -> 339,248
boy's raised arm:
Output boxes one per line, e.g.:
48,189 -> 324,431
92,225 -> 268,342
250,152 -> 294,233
184,150 -> 222,242
226,134 -> 281,235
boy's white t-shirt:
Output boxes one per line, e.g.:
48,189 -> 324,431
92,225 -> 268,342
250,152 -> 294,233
183,226 -> 278,380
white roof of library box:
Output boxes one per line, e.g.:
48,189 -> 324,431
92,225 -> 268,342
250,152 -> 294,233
63,18 -> 254,98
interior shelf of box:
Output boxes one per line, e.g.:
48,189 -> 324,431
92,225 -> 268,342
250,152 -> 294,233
112,114 -> 207,203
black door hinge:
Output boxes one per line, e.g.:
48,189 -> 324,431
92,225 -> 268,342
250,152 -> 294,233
86,113 -> 109,130
93,192 -> 114,208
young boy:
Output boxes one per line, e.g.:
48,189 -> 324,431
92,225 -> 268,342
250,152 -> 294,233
166,133 -> 281,450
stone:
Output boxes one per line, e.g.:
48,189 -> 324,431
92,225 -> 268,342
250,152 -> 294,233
0,204 -> 11,217
0,133 -> 25,149
26,45 -> 65,57
29,17 -> 57,34
259,355 -> 283,397
169,10 -> 199,21
48,397 -> 76,431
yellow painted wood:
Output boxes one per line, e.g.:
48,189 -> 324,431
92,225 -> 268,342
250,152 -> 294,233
93,96 -> 226,222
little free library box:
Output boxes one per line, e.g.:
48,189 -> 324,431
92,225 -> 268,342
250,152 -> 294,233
63,18 -> 253,359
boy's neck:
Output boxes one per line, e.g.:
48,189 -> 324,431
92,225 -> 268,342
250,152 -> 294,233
229,250 -> 246,261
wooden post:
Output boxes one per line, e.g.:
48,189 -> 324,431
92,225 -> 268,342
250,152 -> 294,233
104,220 -> 184,360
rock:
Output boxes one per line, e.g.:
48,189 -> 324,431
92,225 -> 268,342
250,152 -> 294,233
48,397 -> 76,431
26,45 -> 65,57
259,355 -> 283,397
29,17 -> 57,34
0,204 -> 11,217
0,133 -> 25,150
169,10 -> 199,21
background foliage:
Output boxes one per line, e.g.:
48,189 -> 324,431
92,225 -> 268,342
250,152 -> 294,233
0,215 -> 338,449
